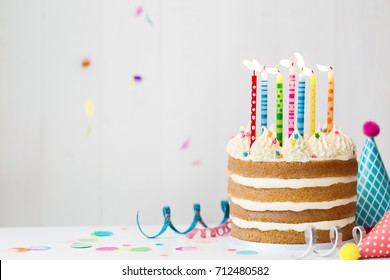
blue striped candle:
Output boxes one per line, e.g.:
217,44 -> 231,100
297,74 -> 305,136
260,72 -> 268,129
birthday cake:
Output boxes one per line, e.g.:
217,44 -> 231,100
227,59 -> 358,244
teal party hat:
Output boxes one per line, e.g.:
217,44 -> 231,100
356,121 -> 390,227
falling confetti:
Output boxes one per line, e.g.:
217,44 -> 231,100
130,247 -> 152,252
85,99 -> 95,117
96,247 -> 118,251
81,58 -> 91,68
71,243 -> 92,249
135,6 -> 143,16
145,14 -> 153,26
180,138 -> 191,150
133,75 -> 143,82
236,250 -> 258,255
91,231 -> 113,237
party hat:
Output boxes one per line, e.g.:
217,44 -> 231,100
356,121 -> 390,227
358,210 -> 390,259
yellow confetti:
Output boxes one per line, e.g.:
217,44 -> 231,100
290,139 -> 296,145
86,125 -> 92,137
85,99 -> 95,117
128,78 -> 135,91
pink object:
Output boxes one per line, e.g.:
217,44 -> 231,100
358,210 -> 390,259
180,138 -> 191,150
185,220 -> 231,239
135,6 -> 143,16
96,247 -> 118,251
363,121 -> 380,137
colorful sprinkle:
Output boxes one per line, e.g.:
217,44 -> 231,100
155,243 -> 164,246
71,243 -> 92,249
290,139 -> 296,145
92,231 -> 113,237
275,151 -> 280,156
81,59 -> 91,68
96,247 -> 118,251
267,131 -> 273,138
243,152 -> 248,157
236,250 -> 258,255
322,128 -> 327,133
131,247 -> 152,252
311,155 -> 318,158
175,246 -> 198,251
335,130 -> 340,135
315,132 -> 320,139
135,6 -> 143,16
180,138 -> 191,150
272,138 -> 277,144
30,246 -> 51,251
134,75 -> 143,82
293,133 -> 299,139
85,99 -> 95,117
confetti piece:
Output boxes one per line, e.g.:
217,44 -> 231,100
96,247 -> 118,251
191,160 -> 202,166
13,247 -> 30,252
227,248 -> 237,252
155,243 -> 164,246
160,254 -> 169,257
71,243 -> 92,249
135,6 -> 143,16
82,58 -> 91,68
86,125 -> 92,138
92,231 -> 113,237
180,138 -> 191,150
133,75 -> 143,82
236,250 -> 258,255
85,99 -> 95,117
175,246 -> 198,251
130,247 -> 152,252
128,78 -> 135,91
79,238 -> 99,243
30,246 -> 51,251
145,14 -> 153,26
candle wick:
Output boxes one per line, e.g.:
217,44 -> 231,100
329,66 -> 333,71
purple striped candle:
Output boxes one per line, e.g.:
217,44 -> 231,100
288,64 -> 295,137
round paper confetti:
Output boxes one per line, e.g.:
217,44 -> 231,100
227,248 -> 237,252
71,243 -> 92,249
236,250 -> 258,255
96,247 -> 118,251
79,238 -> 99,243
81,59 -> 91,68
130,247 -> 152,252
155,243 -> 164,246
175,246 -> 198,251
92,231 -> 113,237
133,75 -> 143,82
30,246 -> 51,251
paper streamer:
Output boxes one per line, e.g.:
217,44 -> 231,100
136,200 -> 229,239
352,226 -> 367,246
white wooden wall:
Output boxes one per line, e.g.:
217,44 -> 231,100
0,0 -> 389,226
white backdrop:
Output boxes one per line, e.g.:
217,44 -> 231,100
0,0 -> 389,227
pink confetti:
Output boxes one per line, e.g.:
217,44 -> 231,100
180,138 -> 191,150
96,247 -> 118,251
191,160 -> 202,166
135,6 -> 143,16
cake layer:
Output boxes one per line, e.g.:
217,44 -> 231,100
230,195 -> 357,211
230,222 -> 355,244
230,201 -> 356,223
228,177 -> 357,202
228,156 -> 358,179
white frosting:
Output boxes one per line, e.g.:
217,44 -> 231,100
308,130 -> 336,158
230,174 -> 356,189
226,126 -> 251,159
230,195 -> 357,212
327,127 -> 356,157
250,127 -> 280,161
231,216 -> 355,231
280,127 -> 311,161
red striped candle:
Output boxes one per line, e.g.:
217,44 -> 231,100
250,70 -> 257,147
288,64 -> 295,137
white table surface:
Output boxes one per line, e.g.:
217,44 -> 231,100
0,225 -> 358,260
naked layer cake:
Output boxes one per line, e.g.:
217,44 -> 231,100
227,125 -> 358,244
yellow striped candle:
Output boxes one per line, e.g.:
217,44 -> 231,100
276,72 -> 283,146
327,68 -> 334,133
310,71 -> 316,136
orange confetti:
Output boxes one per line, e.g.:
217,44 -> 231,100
82,59 -> 91,68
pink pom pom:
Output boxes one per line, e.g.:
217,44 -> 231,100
363,121 -> 380,137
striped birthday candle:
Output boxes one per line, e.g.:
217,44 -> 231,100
297,73 -> 305,136
260,71 -> 268,129
288,65 -> 296,137
276,72 -> 283,146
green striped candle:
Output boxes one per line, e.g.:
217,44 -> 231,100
276,72 -> 283,146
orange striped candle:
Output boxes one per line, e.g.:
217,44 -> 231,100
327,68 -> 334,133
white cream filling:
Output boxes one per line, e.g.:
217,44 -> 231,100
231,216 -> 355,231
230,174 -> 356,189
230,195 -> 357,211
